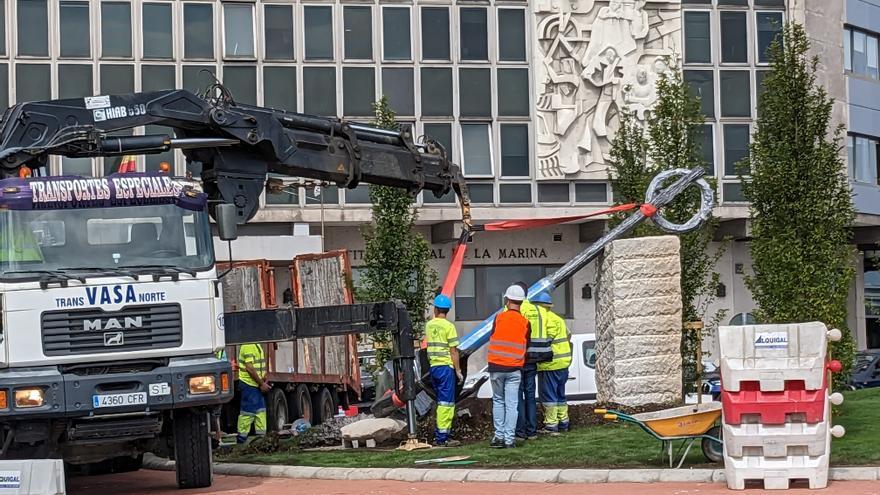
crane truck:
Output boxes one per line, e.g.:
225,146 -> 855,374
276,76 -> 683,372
0,86 -> 469,488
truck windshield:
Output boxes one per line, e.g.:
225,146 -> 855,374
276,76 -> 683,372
0,204 -> 214,280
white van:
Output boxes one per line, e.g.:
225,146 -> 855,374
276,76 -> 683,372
469,333 -> 597,404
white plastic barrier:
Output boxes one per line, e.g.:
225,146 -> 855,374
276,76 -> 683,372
724,450 -> 830,490
718,322 -> 828,392
723,399 -> 830,458
0,459 -> 65,495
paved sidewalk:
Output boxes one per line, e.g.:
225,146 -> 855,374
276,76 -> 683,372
144,455 -> 880,484
69,470 -> 880,495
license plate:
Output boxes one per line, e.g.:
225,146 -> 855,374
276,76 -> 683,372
93,392 -> 147,408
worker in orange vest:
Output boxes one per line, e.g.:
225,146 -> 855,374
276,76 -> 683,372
487,285 -> 530,449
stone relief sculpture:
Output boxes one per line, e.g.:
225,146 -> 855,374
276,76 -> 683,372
535,0 -> 682,180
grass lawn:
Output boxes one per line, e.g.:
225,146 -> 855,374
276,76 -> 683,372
220,388 -> 880,469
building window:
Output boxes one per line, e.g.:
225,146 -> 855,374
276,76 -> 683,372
266,183 -> 301,205
60,1 -> 91,58
461,123 -> 493,177
101,2 -> 132,58
420,67 -> 452,117
16,64 -> 50,102
720,11 -> 747,64
18,0 -> 49,57
344,6 -> 373,61
263,66 -> 297,111
182,65 -> 217,93
459,68 -> 491,117
100,64 -> 133,94
342,67 -> 375,117
223,3 -> 255,58
58,64 -> 93,98
500,124 -> 528,177
848,134 -> 880,185
498,68 -> 529,116
723,182 -> 746,202
699,124 -> 715,175
305,184 -> 339,206
142,65 -> 176,93
538,183 -> 569,203
423,123 -> 452,157
865,252 -> 880,349
382,7 -> 411,61
498,9 -> 526,62
0,0 -> 6,56
575,182 -> 608,203
755,11 -> 783,64
421,7 -> 450,61
303,67 -> 336,117
499,183 -> 531,204
845,27 -> 880,79
264,5 -> 295,60
222,65 -> 257,105
460,8 -> 488,61
684,70 -> 715,118
684,11 -> 712,64
454,265 -> 572,320
719,70 -> 750,117
723,124 -> 750,176
184,4 -> 214,60
382,68 -> 414,116
142,3 -> 173,59
468,182 -> 494,204
345,185 -> 371,205
304,6 -> 333,61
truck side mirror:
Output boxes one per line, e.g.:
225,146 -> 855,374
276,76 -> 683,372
216,203 -> 238,241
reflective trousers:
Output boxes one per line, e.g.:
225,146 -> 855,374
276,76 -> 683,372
430,365 -> 456,443
539,368 -> 569,431
237,382 -> 267,443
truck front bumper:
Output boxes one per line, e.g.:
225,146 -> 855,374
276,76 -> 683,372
0,356 -> 233,420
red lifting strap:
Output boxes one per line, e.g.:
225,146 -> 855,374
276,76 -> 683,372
439,203 -> 648,297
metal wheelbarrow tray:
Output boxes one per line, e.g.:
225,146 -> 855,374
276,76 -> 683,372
596,402 -> 724,468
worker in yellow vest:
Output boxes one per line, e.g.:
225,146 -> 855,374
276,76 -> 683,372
512,282 -> 553,441
534,292 -> 572,434
425,294 -> 462,447
236,343 -> 269,443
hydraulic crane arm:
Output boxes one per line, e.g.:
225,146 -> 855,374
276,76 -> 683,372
0,87 -> 471,224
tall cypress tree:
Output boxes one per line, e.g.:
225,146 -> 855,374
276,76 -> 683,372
359,96 -> 437,365
741,23 -> 856,384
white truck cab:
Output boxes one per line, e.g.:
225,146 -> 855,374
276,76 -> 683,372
472,333 -> 597,403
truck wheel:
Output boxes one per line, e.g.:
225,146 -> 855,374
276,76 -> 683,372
289,385 -> 313,423
173,408 -> 213,489
266,388 -> 289,432
311,388 -> 336,425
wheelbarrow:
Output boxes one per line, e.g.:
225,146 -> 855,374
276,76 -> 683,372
595,402 -> 724,468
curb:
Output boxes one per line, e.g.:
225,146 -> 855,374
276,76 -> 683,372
143,455 -> 880,484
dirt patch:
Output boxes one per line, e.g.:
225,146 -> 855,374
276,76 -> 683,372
415,398 -> 679,442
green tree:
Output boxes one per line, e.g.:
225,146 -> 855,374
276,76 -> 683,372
358,96 -> 438,366
741,23 -> 856,385
609,63 -> 725,395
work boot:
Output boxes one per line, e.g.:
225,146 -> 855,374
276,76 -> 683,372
504,441 -> 516,449
490,437 -> 505,449
538,427 -> 560,437
434,439 -> 461,448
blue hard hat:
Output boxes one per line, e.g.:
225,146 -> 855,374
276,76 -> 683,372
434,294 -> 452,309
532,292 -> 553,305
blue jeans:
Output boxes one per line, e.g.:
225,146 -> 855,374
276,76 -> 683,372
490,371 -> 521,444
516,363 -> 537,438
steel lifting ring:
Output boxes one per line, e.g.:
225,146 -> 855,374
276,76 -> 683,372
645,168 -> 715,234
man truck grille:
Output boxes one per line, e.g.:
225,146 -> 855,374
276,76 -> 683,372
41,304 -> 182,356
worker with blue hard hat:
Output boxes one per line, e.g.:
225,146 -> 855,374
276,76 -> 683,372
534,291 -> 573,434
425,293 -> 462,447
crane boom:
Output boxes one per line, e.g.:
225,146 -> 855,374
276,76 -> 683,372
0,88 -> 471,224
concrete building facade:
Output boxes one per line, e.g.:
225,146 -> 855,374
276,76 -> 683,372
1,0 -> 878,366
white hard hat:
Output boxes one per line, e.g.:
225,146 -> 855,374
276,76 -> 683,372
504,285 -> 526,302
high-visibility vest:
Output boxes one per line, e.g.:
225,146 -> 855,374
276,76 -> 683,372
538,310 -> 572,372
237,343 -> 266,387
520,300 -> 553,363
487,310 -> 528,368
425,318 -> 459,367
